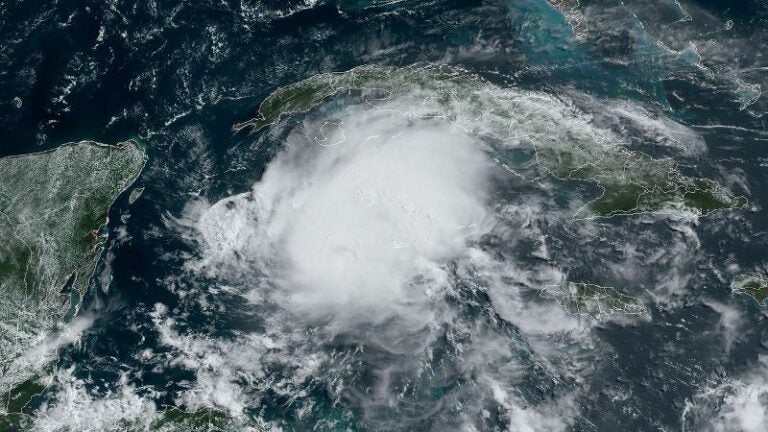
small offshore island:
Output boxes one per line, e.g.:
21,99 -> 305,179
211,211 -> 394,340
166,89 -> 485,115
0,140 -> 144,417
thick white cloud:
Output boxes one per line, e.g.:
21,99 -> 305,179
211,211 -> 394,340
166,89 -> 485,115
175,82 -> 699,430
31,368 -> 157,432
185,99 -> 589,428
703,300 -> 744,352
197,104 -> 497,326
684,356 -> 768,432
0,315 -> 94,405
716,387 -> 768,432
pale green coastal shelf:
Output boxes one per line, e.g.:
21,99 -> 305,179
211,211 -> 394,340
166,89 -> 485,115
0,140 -> 145,404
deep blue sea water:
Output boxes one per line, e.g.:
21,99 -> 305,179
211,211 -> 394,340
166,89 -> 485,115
1,0 -> 768,430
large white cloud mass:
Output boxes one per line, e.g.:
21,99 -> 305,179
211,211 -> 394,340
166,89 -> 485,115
39,77 -> 713,432
28,82 -> 717,431
683,355 -> 768,432
196,103 -> 499,326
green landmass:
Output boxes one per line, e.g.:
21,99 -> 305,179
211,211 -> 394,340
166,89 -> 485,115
540,282 -> 647,320
731,274 -> 768,306
232,64 -> 472,132
569,158 -> 747,218
151,407 -> 233,431
2,376 -> 45,414
100,406 -> 238,432
0,374 -> 49,429
0,404 -> 236,432
0,141 -> 144,412
234,63 -> 745,219
0,411 -> 26,430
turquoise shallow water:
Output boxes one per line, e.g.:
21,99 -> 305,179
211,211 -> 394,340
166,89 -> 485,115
1,0 -> 767,430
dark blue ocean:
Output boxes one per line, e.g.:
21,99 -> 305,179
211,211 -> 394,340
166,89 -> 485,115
1,0 -> 767,430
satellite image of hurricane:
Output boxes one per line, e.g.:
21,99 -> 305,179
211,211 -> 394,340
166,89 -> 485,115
0,0 -> 767,431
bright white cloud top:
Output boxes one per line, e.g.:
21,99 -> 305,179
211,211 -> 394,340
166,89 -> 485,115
199,104 -> 498,325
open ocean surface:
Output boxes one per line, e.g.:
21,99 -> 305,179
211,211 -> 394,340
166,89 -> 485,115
1,0 -> 768,430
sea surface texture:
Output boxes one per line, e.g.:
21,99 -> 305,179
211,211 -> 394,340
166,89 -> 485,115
0,0 -> 767,431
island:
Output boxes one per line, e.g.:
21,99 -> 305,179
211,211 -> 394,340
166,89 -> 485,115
540,282 -> 648,321
234,64 -> 746,219
731,273 -> 768,306
0,141 -> 145,417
